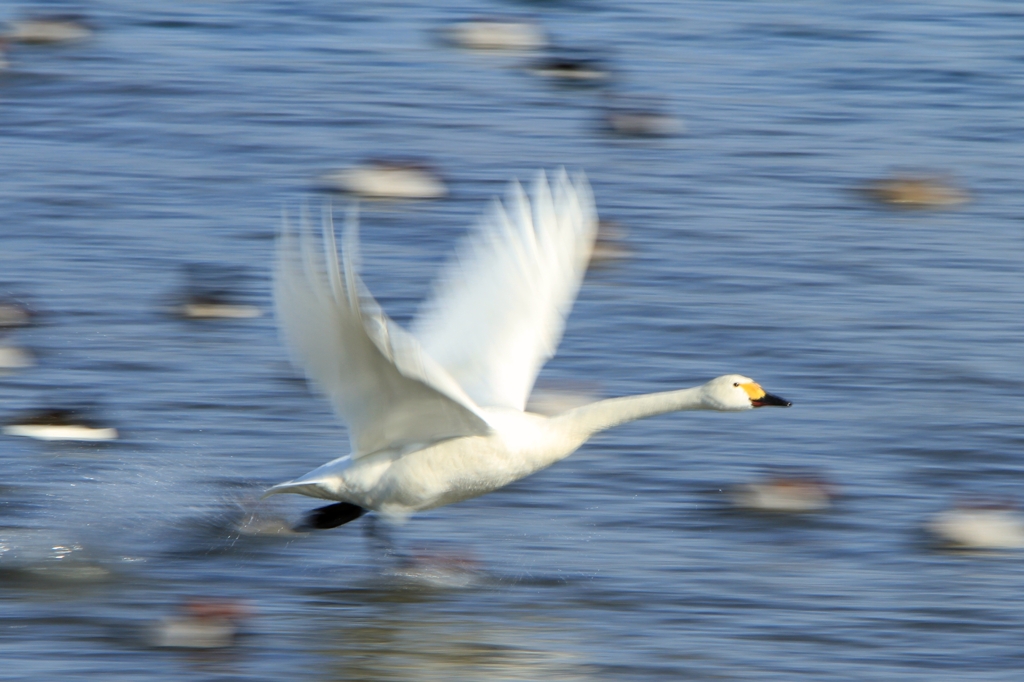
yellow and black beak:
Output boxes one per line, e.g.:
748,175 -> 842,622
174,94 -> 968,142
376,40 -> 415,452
741,382 -> 792,408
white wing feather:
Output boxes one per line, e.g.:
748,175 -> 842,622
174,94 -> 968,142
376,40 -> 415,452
412,170 -> 597,411
275,207 -> 492,458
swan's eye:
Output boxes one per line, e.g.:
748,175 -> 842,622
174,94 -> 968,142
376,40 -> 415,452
733,382 -> 740,387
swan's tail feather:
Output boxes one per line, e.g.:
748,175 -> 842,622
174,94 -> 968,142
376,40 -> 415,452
262,478 -> 340,501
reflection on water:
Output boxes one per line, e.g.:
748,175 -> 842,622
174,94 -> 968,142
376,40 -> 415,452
318,608 -> 591,682
3,0 -> 1024,679
300,561 -> 600,682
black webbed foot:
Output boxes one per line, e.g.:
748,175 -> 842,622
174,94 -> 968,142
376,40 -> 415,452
294,502 -> 367,531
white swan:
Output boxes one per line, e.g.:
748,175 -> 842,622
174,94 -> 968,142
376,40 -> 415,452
267,170 -> 790,528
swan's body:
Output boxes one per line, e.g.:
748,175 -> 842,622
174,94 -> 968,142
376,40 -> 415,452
268,170 -> 789,523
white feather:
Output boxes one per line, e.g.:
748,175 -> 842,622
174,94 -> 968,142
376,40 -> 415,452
412,169 -> 597,410
274,207 -> 491,459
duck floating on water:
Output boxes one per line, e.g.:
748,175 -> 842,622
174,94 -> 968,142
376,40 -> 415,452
0,299 -> 35,329
729,473 -> 835,513
442,18 -> 547,52
601,95 -> 683,137
0,343 -> 34,372
321,161 -> 448,200
168,264 -> 262,320
926,502 -> 1024,550
152,599 -> 251,649
529,51 -> 611,85
859,175 -> 968,209
5,15 -> 93,44
3,408 -> 117,442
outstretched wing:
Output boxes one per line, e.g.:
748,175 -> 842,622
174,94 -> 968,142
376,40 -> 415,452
275,206 -> 492,458
412,170 -> 597,411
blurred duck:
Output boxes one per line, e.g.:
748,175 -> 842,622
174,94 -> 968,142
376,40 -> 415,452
604,108 -> 683,137
0,298 -> 36,373
169,264 -> 262,320
443,18 -> 547,51
174,294 -> 261,320
5,15 -> 92,44
729,473 -> 835,513
926,503 -> 1024,550
588,220 -> 632,268
152,599 -> 251,649
0,299 -> 35,328
602,96 -> 683,137
860,175 -> 968,209
0,343 -> 34,372
530,54 -> 610,84
3,408 -> 118,441
266,170 -> 790,532
322,161 -> 448,200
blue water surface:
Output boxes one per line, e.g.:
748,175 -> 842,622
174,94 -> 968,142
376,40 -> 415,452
2,1 -> 1023,680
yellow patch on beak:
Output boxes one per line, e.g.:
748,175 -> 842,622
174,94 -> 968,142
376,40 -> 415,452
740,382 -> 766,401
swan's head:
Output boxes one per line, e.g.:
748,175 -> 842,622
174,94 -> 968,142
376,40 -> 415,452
701,375 -> 791,411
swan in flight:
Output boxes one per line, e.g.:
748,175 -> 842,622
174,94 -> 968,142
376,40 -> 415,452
267,170 -> 790,530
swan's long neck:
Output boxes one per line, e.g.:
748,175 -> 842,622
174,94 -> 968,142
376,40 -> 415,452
551,386 -> 707,440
